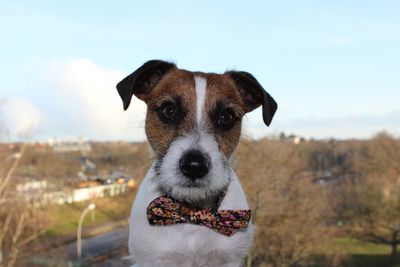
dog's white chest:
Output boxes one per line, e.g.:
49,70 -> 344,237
128,167 -> 254,267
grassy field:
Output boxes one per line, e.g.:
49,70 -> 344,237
325,237 -> 399,267
45,190 -> 136,237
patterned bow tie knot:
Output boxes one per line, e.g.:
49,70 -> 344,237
147,196 -> 251,236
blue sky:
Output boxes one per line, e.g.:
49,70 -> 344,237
1,1 -> 399,141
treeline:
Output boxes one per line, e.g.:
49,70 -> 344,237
1,133 -> 399,266
236,132 -> 400,267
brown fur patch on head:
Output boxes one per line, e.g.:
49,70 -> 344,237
203,73 -> 246,157
141,68 -> 251,158
144,69 -> 196,156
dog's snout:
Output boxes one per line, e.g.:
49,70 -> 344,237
179,151 -> 209,180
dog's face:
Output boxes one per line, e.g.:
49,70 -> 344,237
117,60 -> 277,204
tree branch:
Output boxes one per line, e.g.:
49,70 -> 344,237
0,144 -> 27,197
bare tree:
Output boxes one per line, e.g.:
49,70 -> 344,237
0,144 -> 48,267
341,132 -> 400,265
236,138 -> 339,267
0,102 -> 47,266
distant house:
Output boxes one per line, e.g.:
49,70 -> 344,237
47,183 -> 129,204
289,135 -> 304,145
279,133 -> 306,145
78,157 -> 96,173
16,179 -> 132,206
49,138 -> 92,153
312,171 -> 361,186
16,179 -> 47,193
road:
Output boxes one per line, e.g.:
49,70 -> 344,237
29,226 -> 132,267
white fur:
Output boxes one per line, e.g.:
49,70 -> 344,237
194,76 -> 207,126
129,164 -> 254,267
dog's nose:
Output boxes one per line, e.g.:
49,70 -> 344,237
179,151 -> 209,180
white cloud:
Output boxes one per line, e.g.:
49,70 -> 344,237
3,98 -> 42,140
42,59 -> 147,140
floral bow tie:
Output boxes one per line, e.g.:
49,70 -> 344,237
147,196 -> 251,236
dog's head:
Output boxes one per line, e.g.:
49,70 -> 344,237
117,60 -> 277,204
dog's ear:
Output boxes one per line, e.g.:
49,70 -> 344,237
116,60 -> 176,110
225,71 -> 277,126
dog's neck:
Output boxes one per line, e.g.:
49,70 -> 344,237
155,183 -> 229,211
181,194 -> 223,211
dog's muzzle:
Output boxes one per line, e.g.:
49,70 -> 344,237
179,150 -> 210,180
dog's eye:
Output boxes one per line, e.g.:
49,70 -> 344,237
216,109 -> 236,130
158,102 -> 178,123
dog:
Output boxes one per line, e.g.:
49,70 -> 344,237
116,60 -> 277,267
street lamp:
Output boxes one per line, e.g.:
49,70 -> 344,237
77,203 -> 96,259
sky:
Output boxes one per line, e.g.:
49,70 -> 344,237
0,1 -> 399,141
